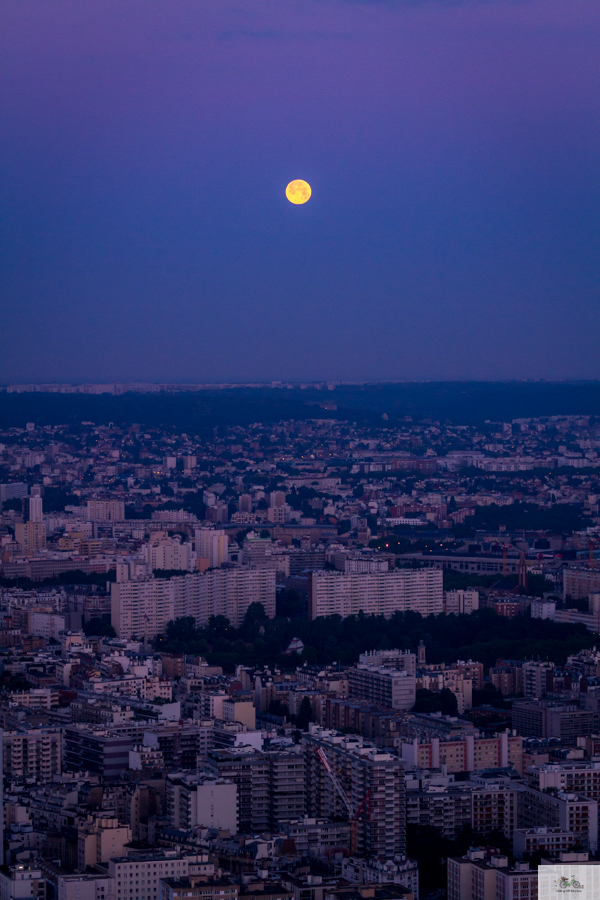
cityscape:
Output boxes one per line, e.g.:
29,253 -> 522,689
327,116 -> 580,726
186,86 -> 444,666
2,0 -> 598,897
1,386 -> 600,899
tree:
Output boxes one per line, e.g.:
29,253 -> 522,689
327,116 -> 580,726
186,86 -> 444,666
242,602 -> 267,640
83,618 -> 116,638
296,696 -> 313,730
439,687 -> 459,716
268,699 -> 289,718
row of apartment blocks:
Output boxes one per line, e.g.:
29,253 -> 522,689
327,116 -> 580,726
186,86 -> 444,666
111,566 -> 450,640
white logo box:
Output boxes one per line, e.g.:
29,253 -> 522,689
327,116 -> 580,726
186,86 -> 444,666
540,865 -> 600,900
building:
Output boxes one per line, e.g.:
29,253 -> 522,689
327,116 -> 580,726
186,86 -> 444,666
518,785 -> 598,852
57,874 -> 110,900
489,665 -> 523,696
401,732 -> 523,775
513,827 -> 576,859
522,662 -> 555,699
3,729 -> 62,779
27,610 -> 69,641
406,782 -> 472,838
166,773 -> 238,832
303,726 -> 405,859
194,529 -> 229,569
77,816 -> 132,869
348,666 -> 416,711
527,761 -> 600,801
86,501 -> 125,522
142,538 -> 194,573
308,569 -> 443,620
266,751 -> 306,827
0,866 -> 45,900
14,522 -> 47,552
160,878 -> 237,900
444,590 -> 479,615
107,852 -> 213,900
358,650 -> 416,675
447,852 -> 536,900
0,483 -> 28,505
563,567 -> 600,600
222,699 -> 255,730
512,701 -> 595,744
205,749 -> 270,833
111,568 -> 276,639
283,818 -> 351,857
63,725 -> 133,778
143,723 -> 214,769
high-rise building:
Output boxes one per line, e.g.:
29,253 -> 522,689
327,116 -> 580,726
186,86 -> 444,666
522,661 -> 555,699
205,749 -> 270,833
265,751 -> 306,828
303,726 -> 405,859
308,569 -> 443,620
14,522 -> 46,552
238,494 -> 252,513
194,528 -> 229,569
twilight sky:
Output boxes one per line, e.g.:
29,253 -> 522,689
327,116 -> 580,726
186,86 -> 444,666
1,0 -> 599,384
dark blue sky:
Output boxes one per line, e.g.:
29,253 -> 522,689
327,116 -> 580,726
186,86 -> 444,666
1,0 -> 599,384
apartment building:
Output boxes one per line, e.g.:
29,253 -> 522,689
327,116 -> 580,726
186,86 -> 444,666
86,501 -> 125,522
308,569 -> 443,620
563,567 -> 600,600
513,827 -> 575,859
165,774 -> 237,832
205,749 -> 270,833
266,750 -> 306,827
194,529 -> 229,569
107,852 -> 213,900
111,568 -> 276,639
518,785 -> 598,852
3,729 -> 62,779
63,725 -> 133,778
448,852 -> 536,900
401,732 -> 523,775
528,761 -> 600,801
512,701 -> 595,744
303,726 -> 405,860
443,590 -> 479,615
348,665 -> 416,711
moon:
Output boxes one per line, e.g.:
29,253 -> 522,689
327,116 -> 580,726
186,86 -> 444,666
286,179 -> 312,205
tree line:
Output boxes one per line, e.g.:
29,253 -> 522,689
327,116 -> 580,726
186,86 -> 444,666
153,603 -> 596,672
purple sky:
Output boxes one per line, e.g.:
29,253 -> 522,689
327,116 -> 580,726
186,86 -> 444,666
1,0 -> 599,383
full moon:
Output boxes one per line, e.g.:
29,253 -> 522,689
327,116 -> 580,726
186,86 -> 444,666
286,179 -> 312,204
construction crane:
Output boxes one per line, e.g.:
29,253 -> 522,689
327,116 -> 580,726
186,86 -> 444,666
315,747 -> 370,856
502,544 -> 508,578
590,538 -> 596,569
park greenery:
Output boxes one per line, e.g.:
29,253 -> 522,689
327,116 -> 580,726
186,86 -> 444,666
153,602 -> 596,673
